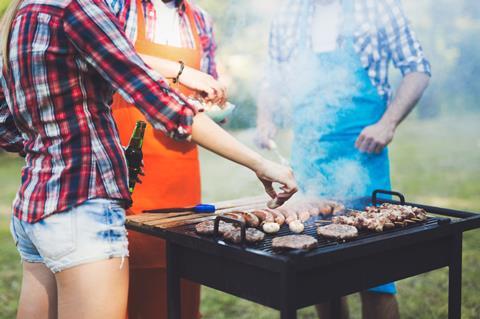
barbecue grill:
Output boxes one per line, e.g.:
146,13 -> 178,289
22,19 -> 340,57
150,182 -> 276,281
126,190 -> 480,319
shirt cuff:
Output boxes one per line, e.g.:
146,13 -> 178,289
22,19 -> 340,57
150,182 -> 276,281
400,60 -> 432,77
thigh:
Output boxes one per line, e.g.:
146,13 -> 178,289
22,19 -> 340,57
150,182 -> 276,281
17,262 -> 57,319
56,258 -> 129,319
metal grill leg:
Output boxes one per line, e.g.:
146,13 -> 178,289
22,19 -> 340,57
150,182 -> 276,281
280,269 -> 297,319
448,234 -> 462,319
167,242 -> 181,319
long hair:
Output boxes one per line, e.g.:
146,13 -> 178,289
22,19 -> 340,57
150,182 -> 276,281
1,0 -> 22,70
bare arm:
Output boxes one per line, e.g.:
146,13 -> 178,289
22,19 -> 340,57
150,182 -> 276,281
192,113 -> 297,204
139,54 -> 226,105
381,72 -> 430,126
355,72 -> 430,153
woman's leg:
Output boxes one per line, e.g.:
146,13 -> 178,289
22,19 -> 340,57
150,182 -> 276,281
17,262 -> 57,319
56,258 -> 129,319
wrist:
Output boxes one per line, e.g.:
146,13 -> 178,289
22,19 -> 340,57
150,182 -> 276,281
379,115 -> 399,131
250,154 -> 266,174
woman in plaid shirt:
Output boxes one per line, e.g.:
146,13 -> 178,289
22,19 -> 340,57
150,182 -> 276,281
256,0 -> 430,318
0,0 -> 297,318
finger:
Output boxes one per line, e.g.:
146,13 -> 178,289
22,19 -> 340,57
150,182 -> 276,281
204,87 -> 216,101
212,83 -> 225,104
366,140 -> 378,154
261,180 -> 277,199
374,144 -> 384,154
356,137 -> 368,153
355,133 -> 366,149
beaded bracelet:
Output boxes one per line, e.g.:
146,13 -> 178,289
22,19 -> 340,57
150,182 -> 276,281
173,61 -> 185,84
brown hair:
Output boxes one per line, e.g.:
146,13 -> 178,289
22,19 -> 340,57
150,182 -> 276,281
1,0 -> 22,70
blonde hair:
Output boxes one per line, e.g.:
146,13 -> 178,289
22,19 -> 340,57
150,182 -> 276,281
1,0 -> 22,70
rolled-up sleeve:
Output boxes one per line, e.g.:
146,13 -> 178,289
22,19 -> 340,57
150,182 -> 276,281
0,84 -> 24,153
378,0 -> 431,77
64,0 -> 197,140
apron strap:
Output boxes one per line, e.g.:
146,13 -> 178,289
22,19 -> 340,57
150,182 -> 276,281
136,0 -> 201,50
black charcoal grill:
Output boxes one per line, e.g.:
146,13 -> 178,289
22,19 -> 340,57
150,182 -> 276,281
126,190 -> 480,319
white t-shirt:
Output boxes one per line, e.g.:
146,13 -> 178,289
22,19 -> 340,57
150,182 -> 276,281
311,0 -> 342,53
150,0 -> 182,47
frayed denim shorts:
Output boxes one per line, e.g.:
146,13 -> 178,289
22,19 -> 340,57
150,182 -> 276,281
10,198 -> 129,273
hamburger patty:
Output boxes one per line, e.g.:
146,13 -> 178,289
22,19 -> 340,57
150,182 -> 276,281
195,220 -> 236,236
223,228 -> 265,244
317,224 -> 358,240
272,235 -> 318,250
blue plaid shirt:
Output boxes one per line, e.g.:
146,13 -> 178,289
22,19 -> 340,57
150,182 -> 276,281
268,0 -> 431,101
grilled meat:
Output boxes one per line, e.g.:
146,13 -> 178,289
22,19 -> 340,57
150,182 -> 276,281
332,204 -> 428,232
195,220 -> 236,236
242,211 -> 260,228
223,228 -> 265,244
317,224 -> 359,240
272,235 -> 318,250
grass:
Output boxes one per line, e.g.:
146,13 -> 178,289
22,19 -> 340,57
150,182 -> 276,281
0,115 -> 479,318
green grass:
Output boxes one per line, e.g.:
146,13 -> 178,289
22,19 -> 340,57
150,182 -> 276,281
1,115 -> 479,318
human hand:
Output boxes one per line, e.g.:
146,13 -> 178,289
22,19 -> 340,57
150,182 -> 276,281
254,159 -> 297,208
355,121 -> 396,154
180,67 -> 227,105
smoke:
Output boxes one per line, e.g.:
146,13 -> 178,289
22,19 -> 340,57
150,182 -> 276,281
197,0 -> 480,208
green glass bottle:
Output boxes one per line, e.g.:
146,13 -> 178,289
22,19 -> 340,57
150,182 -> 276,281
125,121 -> 146,194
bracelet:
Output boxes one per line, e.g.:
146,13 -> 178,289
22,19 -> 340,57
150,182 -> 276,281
173,61 -> 185,84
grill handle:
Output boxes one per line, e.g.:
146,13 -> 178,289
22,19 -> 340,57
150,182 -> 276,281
213,216 -> 247,245
372,189 -> 406,206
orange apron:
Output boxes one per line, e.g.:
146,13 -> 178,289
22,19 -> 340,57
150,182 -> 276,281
113,2 -> 202,318
112,0 -> 202,269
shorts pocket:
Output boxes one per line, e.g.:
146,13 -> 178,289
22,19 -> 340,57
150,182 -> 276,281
30,212 -> 76,261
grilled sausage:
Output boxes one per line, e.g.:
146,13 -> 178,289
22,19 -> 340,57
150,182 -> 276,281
242,211 -> 260,228
222,212 -> 246,224
297,210 -> 311,222
276,208 -> 298,224
252,210 -> 274,224
266,209 -> 286,226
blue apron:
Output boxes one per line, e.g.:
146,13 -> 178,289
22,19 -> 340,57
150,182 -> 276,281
290,0 -> 396,295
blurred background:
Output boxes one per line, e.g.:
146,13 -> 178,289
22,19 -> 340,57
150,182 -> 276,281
1,0 -> 479,318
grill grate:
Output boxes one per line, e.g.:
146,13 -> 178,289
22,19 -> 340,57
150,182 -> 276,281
172,214 -> 442,255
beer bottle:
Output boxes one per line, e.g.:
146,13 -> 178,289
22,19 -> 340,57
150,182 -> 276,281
125,121 -> 146,194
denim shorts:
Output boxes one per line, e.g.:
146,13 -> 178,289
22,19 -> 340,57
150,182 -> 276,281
10,198 -> 129,273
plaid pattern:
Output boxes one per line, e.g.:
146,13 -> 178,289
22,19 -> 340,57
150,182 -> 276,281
0,85 -> 23,153
0,0 -> 197,223
116,0 -> 218,78
268,0 -> 431,100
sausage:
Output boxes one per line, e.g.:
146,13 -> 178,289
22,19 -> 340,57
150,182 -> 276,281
222,212 -> 246,224
266,209 -> 286,226
252,210 -> 274,224
242,211 -> 260,228
276,208 -> 298,225
297,210 -> 311,222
